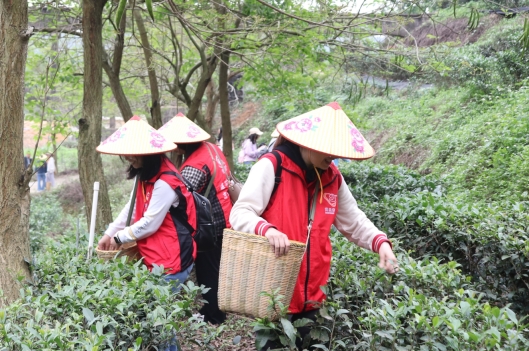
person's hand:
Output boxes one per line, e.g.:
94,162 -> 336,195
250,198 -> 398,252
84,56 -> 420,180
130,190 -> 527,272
109,241 -> 121,251
378,242 -> 399,274
97,235 -> 112,250
264,228 -> 290,258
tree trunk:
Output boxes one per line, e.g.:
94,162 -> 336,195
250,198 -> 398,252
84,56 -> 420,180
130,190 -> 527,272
186,57 -> 217,133
51,131 -> 58,174
134,9 -> 162,128
102,8 -> 133,121
219,52 -> 234,170
205,80 -> 219,130
79,0 -> 113,232
0,0 -> 32,306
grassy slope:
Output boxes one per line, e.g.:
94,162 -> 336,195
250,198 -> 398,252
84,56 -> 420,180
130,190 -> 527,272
355,85 -> 529,203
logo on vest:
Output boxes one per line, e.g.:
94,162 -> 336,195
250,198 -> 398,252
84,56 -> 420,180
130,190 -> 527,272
323,193 -> 337,207
325,207 -> 335,215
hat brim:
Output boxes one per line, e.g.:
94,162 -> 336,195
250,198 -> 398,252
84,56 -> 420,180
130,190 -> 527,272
276,103 -> 375,160
278,133 -> 376,160
96,146 -> 177,156
96,116 -> 178,155
158,114 -> 211,143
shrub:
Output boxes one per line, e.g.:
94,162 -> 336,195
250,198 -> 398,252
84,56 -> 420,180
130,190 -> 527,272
29,193 -> 66,252
0,238 -> 206,350
340,162 -> 529,314
252,237 -> 529,350
324,238 -> 529,351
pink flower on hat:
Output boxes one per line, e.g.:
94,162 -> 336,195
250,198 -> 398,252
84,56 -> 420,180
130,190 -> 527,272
187,125 -> 200,138
350,127 -> 364,153
102,127 -> 127,145
295,118 -> 312,132
150,131 -> 165,148
283,121 -> 296,131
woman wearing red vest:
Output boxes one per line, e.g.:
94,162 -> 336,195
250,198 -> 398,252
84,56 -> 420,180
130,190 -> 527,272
96,116 -> 197,288
97,116 -> 197,351
159,114 -> 233,325
230,103 -> 398,350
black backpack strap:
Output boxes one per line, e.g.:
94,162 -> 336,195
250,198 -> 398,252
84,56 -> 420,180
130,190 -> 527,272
160,171 -> 195,234
271,150 -> 283,196
161,171 -> 193,191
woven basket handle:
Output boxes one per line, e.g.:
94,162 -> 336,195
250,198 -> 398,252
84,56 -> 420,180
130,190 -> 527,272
126,175 -> 140,226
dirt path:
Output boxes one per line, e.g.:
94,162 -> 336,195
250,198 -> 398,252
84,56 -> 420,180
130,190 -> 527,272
29,172 -> 79,194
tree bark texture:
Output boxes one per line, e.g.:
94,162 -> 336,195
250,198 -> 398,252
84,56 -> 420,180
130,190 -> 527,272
219,52 -> 234,170
134,9 -> 162,128
0,0 -> 32,306
186,56 -> 217,133
205,80 -> 219,130
102,8 -> 133,121
79,0 -> 113,232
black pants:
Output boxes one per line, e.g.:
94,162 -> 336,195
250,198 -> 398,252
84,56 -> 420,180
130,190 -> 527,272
195,238 -> 226,325
258,309 -> 319,351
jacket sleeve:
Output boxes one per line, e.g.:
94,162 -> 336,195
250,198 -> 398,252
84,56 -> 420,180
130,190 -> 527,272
230,158 -> 277,235
112,180 -> 179,244
242,139 -> 260,158
105,185 -> 136,237
333,176 -> 391,253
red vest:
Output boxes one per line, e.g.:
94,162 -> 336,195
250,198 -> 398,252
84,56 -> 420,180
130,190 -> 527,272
181,142 -> 232,232
261,151 -> 342,314
134,157 -> 197,274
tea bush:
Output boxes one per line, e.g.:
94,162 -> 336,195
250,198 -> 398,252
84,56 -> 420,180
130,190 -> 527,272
340,162 -> 529,314
29,193 -> 66,252
254,237 -> 529,350
0,238 -> 207,350
325,237 -> 529,350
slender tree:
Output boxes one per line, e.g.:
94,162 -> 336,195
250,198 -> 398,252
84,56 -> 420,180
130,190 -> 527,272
133,8 -> 163,128
103,7 -> 134,121
0,0 -> 32,306
79,0 -> 113,232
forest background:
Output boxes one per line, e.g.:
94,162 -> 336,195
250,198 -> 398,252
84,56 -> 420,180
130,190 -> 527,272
1,0 -> 529,349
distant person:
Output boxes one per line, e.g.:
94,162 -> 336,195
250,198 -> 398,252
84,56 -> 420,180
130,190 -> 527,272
239,127 -> 266,165
267,129 -> 280,152
35,157 -> 47,192
24,152 -> 32,170
45,153 -> 56,190
159,113 -> 233,325
216,127 -> 234,152
216,127 -> 223,150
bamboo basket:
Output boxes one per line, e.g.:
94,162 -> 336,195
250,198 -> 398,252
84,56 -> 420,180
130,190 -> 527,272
218,229 -> 306,320
95,242 -> 141,262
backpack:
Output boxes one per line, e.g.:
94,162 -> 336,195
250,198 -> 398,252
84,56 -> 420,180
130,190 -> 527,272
270,151 -> 283,196
161,171 -> 217,252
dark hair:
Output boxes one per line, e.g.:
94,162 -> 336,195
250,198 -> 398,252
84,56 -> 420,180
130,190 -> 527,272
124,154 -> 165,181
179,142 -> 202,159
273,135 -> 286,149
248,133 -> 259,144
217,128 -> 223,142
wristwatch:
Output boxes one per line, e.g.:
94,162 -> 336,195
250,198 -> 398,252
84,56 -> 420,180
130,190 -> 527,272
114,235 -> 122,245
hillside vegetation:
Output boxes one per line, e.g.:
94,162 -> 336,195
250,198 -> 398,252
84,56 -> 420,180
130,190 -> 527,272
3,6 -> 529,351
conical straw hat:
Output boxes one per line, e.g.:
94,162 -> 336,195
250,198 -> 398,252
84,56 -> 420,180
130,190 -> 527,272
276,102 -> 374,160
158,113 -> 210,144
96,116 -> 177,155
